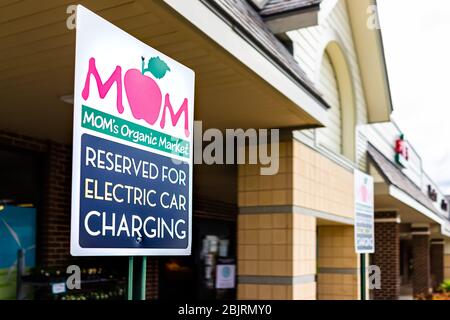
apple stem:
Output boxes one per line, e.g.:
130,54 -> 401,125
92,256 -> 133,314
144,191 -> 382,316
141,56 -> 146,75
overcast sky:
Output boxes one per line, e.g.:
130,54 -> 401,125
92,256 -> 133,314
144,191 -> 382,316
377,0 -> 450,194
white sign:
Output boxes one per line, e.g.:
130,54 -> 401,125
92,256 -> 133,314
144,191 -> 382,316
51,283 -> 67,295
215,265 -> 236,289
71,6 -> 194,256
354,169 -> 375,254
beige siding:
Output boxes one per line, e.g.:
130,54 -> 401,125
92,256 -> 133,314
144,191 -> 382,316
316,52 -> 342,154
317,226 -> 359,300
289,0 -> 368,168
355,129 -> 368,170
293,141 -> 354,219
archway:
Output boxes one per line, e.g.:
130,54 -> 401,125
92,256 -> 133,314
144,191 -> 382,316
316,35 -> 357,161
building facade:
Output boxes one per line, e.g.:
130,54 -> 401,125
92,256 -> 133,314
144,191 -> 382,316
363,121 -> 450,299
7,0 -> 446,302
235,0 -> 390,300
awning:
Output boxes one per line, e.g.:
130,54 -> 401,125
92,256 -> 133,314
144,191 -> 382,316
259,0 -> 321,16
259,0 -> 321,33
201,0 -> 328,108
0,0 -> 330,144
368,143 -> 446,225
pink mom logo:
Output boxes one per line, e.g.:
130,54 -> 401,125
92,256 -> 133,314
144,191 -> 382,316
81,56 -> 190,137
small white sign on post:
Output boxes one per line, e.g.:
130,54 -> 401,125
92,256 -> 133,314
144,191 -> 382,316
215,265 -> 236,289
354,169 -> 375,254
51,283 -> 67,295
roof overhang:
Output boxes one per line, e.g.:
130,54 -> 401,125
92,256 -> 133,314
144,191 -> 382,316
374,182 -> 443,225
346,0 -> 393,123
0,0 -> 329,144
368,144 -> 446,226
262,3 -> 320,34
250,0 -> 271,10
162,0 -> 329,125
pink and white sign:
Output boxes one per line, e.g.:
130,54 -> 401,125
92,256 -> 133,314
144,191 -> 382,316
354,169 -> 374,254
71,6 -> 195,256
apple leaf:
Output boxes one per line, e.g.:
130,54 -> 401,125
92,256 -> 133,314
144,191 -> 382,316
147,56 -> 171,79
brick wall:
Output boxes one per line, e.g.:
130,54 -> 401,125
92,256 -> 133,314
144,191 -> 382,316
412,232 -> 431,296
430,240 -> 444,290
0,131 -> 48,154
40,141 -> 74,266
0,130 -> 159,299
372,212 -> 400,300
146,258 -> 159,300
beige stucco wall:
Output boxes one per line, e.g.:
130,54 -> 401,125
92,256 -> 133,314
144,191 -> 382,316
238,141 -> 293,208
238,139 -> 354,220
317,226 -> 359,300
293,140 -> 354,219
237,138 -> 356,300
445,255 -> 450,280
236,213 -> 317,300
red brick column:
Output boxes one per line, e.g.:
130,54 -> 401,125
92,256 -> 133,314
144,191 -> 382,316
40,141 -> 74,266
372,212 -> 400,300
430,239 -> 444,290
0,131 -> 161,298
146,257 -> 159,299
0,131 -> 71,266
411,225 -> 431,296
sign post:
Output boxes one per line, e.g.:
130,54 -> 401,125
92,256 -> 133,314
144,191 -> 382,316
354,169 -> 375,300
71,6 -> 195,299
127,257 -> 134,300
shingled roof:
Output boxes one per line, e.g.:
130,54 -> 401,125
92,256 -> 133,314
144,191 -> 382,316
202,0 -> 329,109
259,0 -> 321,17
367,143 -> 444,218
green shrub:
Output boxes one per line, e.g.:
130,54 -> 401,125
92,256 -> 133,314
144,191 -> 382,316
439,280 -> 450,292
